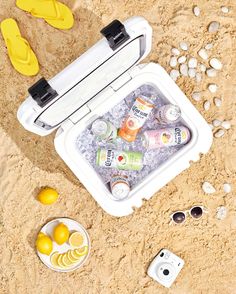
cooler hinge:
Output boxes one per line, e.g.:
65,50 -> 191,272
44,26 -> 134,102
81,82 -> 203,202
28,77 -> 58,108
100,20 -> 130,51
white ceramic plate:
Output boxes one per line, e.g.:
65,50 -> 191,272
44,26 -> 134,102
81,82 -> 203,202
37,217 -> 90,272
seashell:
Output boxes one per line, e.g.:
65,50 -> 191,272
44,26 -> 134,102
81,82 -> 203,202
214,129 -> 225,138
209,58 -> 223,70
198,49 -> 208,60
179,42 -> 189,51
202,181 -> 216,194
208,21 -> 220,33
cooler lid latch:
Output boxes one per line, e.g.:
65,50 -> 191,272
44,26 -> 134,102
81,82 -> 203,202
28,77 -> 58,108
101,20 -> 130,51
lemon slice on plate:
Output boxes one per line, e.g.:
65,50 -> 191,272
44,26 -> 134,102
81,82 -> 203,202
50,251 -> 60,267
62,253 -> 74,267
67,250 -> 79,263
57,254 -> 66,268
69,232 -> 84,248
75,246 -> 88,257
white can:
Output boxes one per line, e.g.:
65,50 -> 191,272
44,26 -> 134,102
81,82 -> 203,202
155,104 -> 181,124
110,175 -> 130,200
91,119 -> 117,141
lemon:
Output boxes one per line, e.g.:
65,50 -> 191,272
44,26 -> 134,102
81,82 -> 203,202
67,250 -> 80,263
75,246 -> 88,257
69,232 -> 84,248
36,232 -> 53,255
50,251 -> 60,267
53,223 -> 69,245
37,187 -> 59,205
57,254 -> 66,268
62,253 -> 73,267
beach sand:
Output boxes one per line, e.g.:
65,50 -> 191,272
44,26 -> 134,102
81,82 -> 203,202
0,0 -> 236,293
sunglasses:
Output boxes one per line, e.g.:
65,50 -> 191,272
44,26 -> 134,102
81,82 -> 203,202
170,206 -> 208,224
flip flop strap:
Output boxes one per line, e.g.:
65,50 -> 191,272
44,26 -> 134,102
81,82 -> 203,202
6,37 -> 32,65
31,0 -> 64,21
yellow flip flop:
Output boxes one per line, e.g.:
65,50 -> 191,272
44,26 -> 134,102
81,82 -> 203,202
16,0 -> 74,30
1,18 -> 39,76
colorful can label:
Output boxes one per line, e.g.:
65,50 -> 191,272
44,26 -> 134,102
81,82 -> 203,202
142,126 -> 190,149
118,96 -> 155,142
110,175 -> 130,200
155,104 -> 181,124
96,148 -> 143,171
91,119 -> 117,141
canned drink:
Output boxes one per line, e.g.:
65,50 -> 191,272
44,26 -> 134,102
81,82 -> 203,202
155,104 -> 181,124
118,96 -> 155,142
96,148 -> 143,171
110,175 -> 130,200
91,119 -> 117,141
142,126 -> 190,149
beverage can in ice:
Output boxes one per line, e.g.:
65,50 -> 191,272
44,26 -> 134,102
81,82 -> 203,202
118,95 -> 155,142
96,148 -> 143,171
142,126 -> 190,149
91,119 -> 117,141
110,175 -> 130,200
155,104 -> 181,124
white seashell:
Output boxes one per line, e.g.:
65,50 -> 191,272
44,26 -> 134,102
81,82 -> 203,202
208,84 -> 218,93
214,129 -> 225,138
188,57 -> 198,68
221,6 -> 229,13
171,48 -> 180,56
205,43 -> 213,50
216,206 -> 227,220
178,56 -> 187,64
193,6 -> 200,16
180,64 -> 188,76
214,97 -> 222,107
179,42 -> 189,51
212,119 -> 222,127
192,92 -> 201,101
202,181 -> 216,194
195,72 -> 202,83
223,183 -> 231,193
208,21 -> 220,33
170,56 -> 177,68
206,68 -> 217,77
221,120 -> 231,130
209,58 -> 223,70
188,68 -> 196,78
208,124 -> 214,130
198,49 -> 208,60
199,64 -> 206,72
170,69 -> 180,81
204,100 -> 211,111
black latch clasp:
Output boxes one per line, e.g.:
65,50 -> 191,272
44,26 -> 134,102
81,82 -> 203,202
101,20 -> 130,51
28,77 -> 58,108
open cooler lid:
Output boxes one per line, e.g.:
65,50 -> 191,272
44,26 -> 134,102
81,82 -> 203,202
17,16 -> 152,136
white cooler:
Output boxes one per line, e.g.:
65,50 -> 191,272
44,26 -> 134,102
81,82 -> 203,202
17,17 -> 213,217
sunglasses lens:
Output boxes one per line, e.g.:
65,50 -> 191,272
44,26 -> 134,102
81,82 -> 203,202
190,207 -> 203,218
172,212 -> 185,223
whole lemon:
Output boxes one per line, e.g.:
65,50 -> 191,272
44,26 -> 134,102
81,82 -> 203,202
53,223 -> 69,245
37,187 -> 59,205
36,232 -> 53,255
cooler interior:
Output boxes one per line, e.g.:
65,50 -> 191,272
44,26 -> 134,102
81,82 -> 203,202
76,84 -> 191,192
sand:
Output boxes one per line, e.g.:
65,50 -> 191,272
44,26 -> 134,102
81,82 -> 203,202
0,0 -> 236,293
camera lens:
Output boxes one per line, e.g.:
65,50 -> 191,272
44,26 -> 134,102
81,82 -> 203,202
163,269 -> 169,276
160,252 -> 164,257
